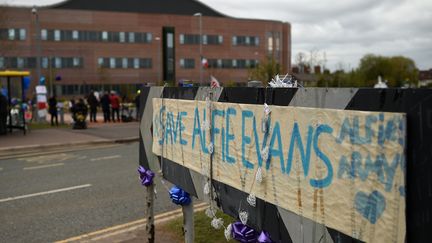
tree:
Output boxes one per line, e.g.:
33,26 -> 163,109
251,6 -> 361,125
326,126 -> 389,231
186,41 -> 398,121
248,57 -> 280,83
357,54 -> 418,87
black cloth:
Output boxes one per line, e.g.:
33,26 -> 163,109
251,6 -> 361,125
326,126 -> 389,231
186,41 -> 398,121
0,93 -> 7,134
100,94 -> 110,110
48,97 -> 57,115
87,93 -> 99,109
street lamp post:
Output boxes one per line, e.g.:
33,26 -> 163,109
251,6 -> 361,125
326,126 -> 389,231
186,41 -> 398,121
193,13 -> 202,86
155,37 -> 161,83
32,6 -> 42,91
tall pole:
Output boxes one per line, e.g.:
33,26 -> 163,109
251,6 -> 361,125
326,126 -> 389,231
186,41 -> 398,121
32,7 -> 41,90
155,37 -> 161,83
194,13 -> 202,86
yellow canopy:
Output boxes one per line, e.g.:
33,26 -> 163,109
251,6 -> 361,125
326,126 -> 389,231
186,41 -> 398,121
0,70 -> 30,77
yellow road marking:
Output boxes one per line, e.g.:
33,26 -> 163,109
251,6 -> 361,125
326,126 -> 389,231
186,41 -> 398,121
56,202 -> 208,242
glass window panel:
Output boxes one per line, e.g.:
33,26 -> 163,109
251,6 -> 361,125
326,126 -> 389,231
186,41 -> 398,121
128,32 -> 135,43
42,57 -> 48,68
19,29 -> 26,40
0,57 -> 3,68
268,36 -> 273,51
146,33 -> 152,43
55,57 -> 62,68
218,35 -> 223,44
73,57 -> 80,67
17,57 -> 24,68
8,29 -> 15,40
232,36 -> 237,46
98,57 -> 103,67
180,59 -> 185,68
179,34 -> 184,44
232,59 -> 237,68
72,30 -> 79,40
133,58 -> 139,69
41,29 -> 47,40
122,58 -> 128,68
110,57 -> 115,68
202,35 -> 207,45
54,30 -> 61,41
167,33 -> 174,48
119,32 -> 125,43
102,31 -> 108,41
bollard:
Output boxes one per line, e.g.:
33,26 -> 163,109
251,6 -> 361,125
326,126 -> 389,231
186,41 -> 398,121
182,198 -> 194,243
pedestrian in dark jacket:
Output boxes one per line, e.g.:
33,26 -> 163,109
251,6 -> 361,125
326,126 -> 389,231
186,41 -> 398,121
100,92 -> 111,123
87,91 -> 99,122
48,95 -> 58,126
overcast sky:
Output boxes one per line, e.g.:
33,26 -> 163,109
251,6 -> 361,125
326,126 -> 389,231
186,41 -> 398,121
2,0 -> 432,71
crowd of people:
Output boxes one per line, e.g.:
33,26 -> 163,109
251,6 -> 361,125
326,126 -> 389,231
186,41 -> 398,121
46,90 -> 140,127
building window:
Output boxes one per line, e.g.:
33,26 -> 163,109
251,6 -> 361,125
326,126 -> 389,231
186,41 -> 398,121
180,58 -> 195,69
218,35 -> 223,44
180,34 -> 199,45
119,32 -> 125,43
146,33 -> 152,42
217,59 -> 222,68
232,36 -> 259,46
109,57 -> 115,68
41,29 -> 47,40
97,58 -> 104,67
73,57 -> 80,67
128,32 -> 135,43
275,36 -> 280,51
17,57 -> 24,68
179,34 -> 184,44
42,57 -> 48,68
8,29 -> 15,40
54,57 -> 61,68
139,58 -> 152,68
202,35 -> 207,45
232,59 -> 237,68
122,58 -> 128,68
72,30 -> 79,40
167,33 -> 174,48
54,30 -> 61,41
133,58 -> 139,69
19,29 -> 26,40
267,36 -> 273,52
102,31 -> 108,41
0,57 -> 4,68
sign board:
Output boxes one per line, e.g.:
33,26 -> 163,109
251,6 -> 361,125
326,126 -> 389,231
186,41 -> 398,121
152,98 -> 406,243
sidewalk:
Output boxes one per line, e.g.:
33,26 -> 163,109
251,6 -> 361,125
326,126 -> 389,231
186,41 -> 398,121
0,113 -> 140,154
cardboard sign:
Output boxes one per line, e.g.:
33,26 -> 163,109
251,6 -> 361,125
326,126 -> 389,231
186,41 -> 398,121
152,98 -> 406,243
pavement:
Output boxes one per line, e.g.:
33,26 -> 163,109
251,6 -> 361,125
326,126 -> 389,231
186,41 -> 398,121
0,113 -> 189,242
0,113 -> 140,157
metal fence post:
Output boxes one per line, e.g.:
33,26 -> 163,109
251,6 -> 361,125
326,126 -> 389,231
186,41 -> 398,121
183,197 -> 194,243
145,184 -> 155,243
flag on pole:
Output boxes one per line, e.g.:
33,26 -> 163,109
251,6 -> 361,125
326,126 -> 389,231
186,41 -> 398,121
210,75 -> 220,88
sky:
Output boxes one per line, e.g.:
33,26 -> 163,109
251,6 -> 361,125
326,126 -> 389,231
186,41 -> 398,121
2,0 -> 432,71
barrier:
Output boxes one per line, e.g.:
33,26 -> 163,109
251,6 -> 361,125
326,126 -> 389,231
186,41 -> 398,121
139,87 -> 432,243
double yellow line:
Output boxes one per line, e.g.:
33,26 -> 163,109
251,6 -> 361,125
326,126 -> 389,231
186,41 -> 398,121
56,202 -> 208,242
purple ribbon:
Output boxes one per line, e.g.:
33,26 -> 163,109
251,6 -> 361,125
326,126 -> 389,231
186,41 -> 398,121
257,230 -> 273,243
169,186 -> 191,206
137,166 -> 155,186
232,221 -> 258,243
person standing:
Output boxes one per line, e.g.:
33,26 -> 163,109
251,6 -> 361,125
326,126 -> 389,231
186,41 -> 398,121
100,91 -> 111,123
110,91 -> 120,122
87,91 -> 99,122
48,95 -> 58,126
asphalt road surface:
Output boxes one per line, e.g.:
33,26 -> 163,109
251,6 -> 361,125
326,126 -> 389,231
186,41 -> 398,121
0,142 -> 176,243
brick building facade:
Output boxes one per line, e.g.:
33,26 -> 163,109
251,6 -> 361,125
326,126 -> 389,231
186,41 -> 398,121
0,0 -> 291,96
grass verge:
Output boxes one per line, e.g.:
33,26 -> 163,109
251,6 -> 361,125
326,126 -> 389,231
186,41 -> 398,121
29,122 -> 70,130
161,209 -> 237,243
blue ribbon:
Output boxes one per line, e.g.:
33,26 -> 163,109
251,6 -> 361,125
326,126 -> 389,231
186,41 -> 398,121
169,186 -> 191,205
137,166 -> 155,187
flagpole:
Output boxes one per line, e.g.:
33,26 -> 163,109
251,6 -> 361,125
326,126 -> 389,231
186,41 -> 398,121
193,13 -> 203,86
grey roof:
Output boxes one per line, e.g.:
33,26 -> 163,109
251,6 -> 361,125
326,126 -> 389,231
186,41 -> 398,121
51,0 -> 227,17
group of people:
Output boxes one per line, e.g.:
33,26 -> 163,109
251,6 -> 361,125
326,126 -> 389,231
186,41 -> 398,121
87,91 -> 121,123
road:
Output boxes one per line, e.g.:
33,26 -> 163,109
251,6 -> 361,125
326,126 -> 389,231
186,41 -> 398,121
0,142 -> 176,243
